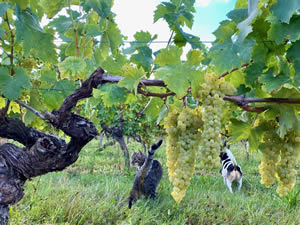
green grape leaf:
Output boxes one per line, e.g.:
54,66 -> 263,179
130,46 -> 153,72
209,39 -> 255,74
24,89 -> 44,125
173,25 -> 204,49
86,0 -> 113,19
155,63 -> 200,98
55,80 -> 76,97
273,86 -> 300,98
0,3 -> 11,17
154,46 -> 182,66
270,105 -> 300,138
235,0 -> 247,8
267,15 -> 300,44
245,62 -> 265,85
15,6 -> 57,63
213,20 -> 236,42
94,84 -> 128,106
48,16 -> 73,40
10,0 -> 29,9
154,2 -> 177,24
118,64 -> 145,93
287,40 -> 300,86
186,49 -> 204,66
248,125 -> 265,153
96,53 -> 128,75
85,24 -> 102,36
228,118 -> 251,143
1,67 -> 31,100
58,56 -> 88,79
236,0 -> 260,43
0,67 -> 10,89
106,21 -> 123,56
134,31 -> 153,43
228,70 -> 245,88
260,67 -> 291,93
41,88 -> 64,110
64,36 -> 94,59
40,67 -> 57,82
144,97 -> 164,121
0,27 -> 4,39
155,64 -> 189,98
226,8 -> 248,23
270,0 -> 300,23
39,0 -> 65,18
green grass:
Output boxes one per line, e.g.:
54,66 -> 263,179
9,140 -> 300,225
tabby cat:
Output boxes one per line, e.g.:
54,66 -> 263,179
128,140 -> 163,209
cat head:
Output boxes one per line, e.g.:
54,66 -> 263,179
130,151 -> 146,169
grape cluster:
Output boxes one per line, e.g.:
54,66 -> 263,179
197,74 -> 236,167
276,131 -> 300,196
259,129 -> 300,196
258,131 -> 281,188
165,107 -> 203,203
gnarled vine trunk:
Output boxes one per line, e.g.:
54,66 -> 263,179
0,68 -> 107,225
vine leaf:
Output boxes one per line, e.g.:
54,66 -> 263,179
270,105 -> 300,138
95,53 -> 128,75
267,15 -> 300,44
226,8 -> 248,23
287,40 -> 300,87
228,119 -> 251,143
248,124 -> 265,153
213,20 -> 236,42
155,64 -> 191,98
58,56 -> 88,79
209,39 -> 255,74
154,46 -> 182,66
270,0 -> 300,23
186,49 -> 204,66
15,6 -> 57,63
0,2 -> 11,17
260,67 -> 291,93
39,0 -> 66,18
144,97 -> 164,121
1,67 -> 31,100
85,0 -> 114,19
118,64 -> 145,93
24,89 -> 44,125
94,84 -> 128,106
40,68 -> 57,83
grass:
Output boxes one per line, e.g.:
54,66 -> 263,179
9,139 -> 300,225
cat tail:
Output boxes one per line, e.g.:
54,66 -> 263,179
149,140 -> 163,154
128,197 -> 133,209
225,149 -> 238,166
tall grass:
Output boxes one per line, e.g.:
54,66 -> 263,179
9,140 -> 300,225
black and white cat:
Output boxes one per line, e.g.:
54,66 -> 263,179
219,141 -> 243,193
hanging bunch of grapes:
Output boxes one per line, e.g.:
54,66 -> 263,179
164,107 -> 203,203
197,73 -> 236,167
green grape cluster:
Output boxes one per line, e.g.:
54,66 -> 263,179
275,131 -> 300,196
197,73 -> 236,167
258,132 -> 281,188
259,130 -> 300,196
164,107 -> 203,203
